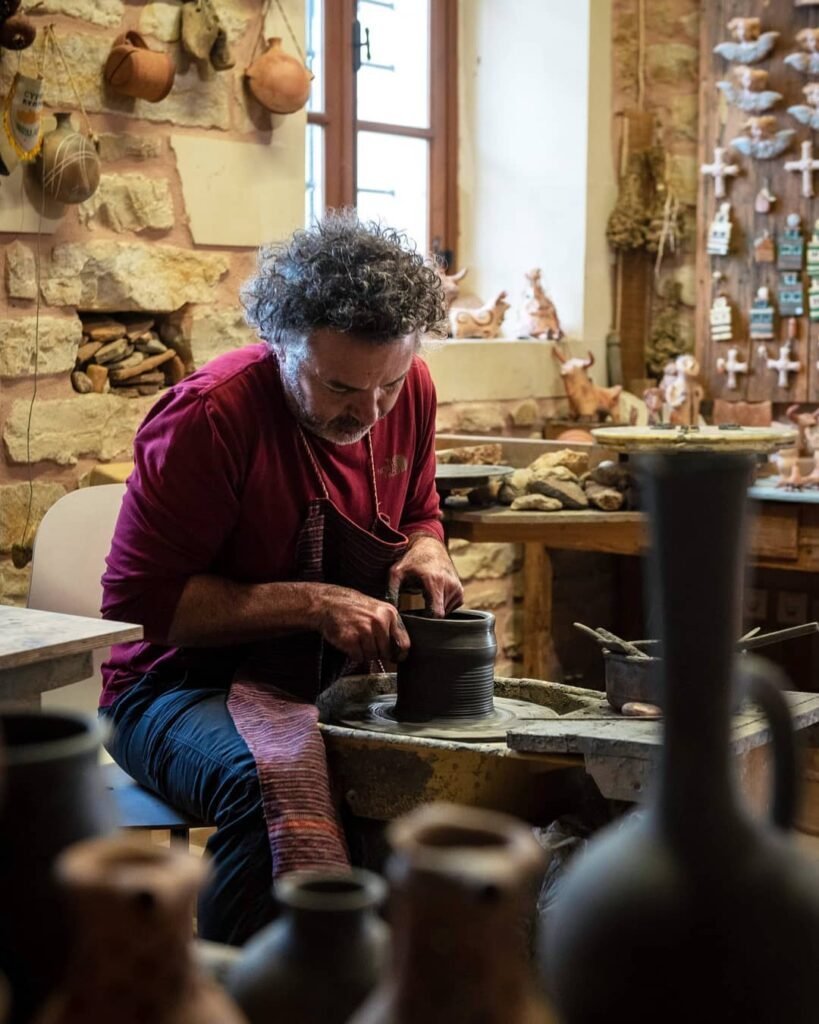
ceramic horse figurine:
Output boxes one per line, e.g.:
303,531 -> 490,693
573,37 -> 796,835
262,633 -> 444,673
520,269 -> 564,340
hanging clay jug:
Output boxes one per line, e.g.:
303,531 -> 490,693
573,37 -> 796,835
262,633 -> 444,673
541,445 -> 819,1024
350,802 -> 556,1024
395,610 -> 497,722
33,836 -> 245,1024
0,13 -> 35,50
104,31 -> 175,103
246,38 -> 313,114
0,711 -> 115,1024
33,113 -> 100,204
227,869 -> 388,1024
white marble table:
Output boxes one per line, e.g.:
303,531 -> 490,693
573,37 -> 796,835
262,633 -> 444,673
0,606 -> 142,705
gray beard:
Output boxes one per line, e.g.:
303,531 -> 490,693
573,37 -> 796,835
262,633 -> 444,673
279,361 -> 370,446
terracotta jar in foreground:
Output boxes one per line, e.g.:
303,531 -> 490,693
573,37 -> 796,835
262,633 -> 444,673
245,37 -> 313,114
34,836 -> 245,1024
227,869 -> 388,1024
350,802 -> 556,1024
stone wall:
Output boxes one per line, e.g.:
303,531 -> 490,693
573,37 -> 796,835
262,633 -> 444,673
612,0 -> 701,362
0,0 -> 305,605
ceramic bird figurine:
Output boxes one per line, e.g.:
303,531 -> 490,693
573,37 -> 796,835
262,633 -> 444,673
713,17 -> 779,64
730,116 -> 795,160
717,67 -> 781,113
788,83 -> 819,130
785,28 -> 819,75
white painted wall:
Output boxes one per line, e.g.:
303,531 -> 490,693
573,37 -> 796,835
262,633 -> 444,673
457,0 -> 616,387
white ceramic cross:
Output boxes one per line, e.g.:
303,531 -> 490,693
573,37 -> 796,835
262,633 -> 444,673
785,139 -> 819,198
716,347 -> 748,390
762,340 -> 801,388
701,146 -> 740,199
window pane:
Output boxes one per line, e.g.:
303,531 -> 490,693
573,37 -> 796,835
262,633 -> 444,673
357,0 -> 430,128
305,123 -> 325,227
356,131 -> 428,253
306,0 -> 324,112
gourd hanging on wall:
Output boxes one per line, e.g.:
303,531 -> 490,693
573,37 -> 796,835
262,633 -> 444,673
246,0 -> 313,114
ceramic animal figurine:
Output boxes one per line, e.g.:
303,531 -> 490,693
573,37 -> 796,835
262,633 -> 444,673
730,116 -> 794,160
785,140 -> 819,198
246,37 -> 314,114
788,83 -> 819,130
104,31 -> 176,103
436,265 -> 468,310
700,146 -> 740,199
449,292 -> 509,339
786,404 -> 819,456
785,28 -> 819,75
552,347 -> 622,421
713,17 -> 779,63
717,67 -> 781,113
519,268 -> 564,340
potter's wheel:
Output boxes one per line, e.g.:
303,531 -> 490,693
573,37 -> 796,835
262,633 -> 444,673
333,674 -> 556,742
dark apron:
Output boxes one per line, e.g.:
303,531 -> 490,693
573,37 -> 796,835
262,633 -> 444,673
227,427 -> 408,876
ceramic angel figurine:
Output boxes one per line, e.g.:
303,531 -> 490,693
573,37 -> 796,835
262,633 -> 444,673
449,292 -> 509,339
717,67 -> 781,113
519,268 -> 564,340
788,83 -> 819,130
730,116 -> 794,160
713,17 -> 779,64
785,28 -> 819,75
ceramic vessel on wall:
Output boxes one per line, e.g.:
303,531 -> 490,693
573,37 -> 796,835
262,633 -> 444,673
0,711 -> 114,1024
227,869 -> 388,1024
104,31 -> 175,103
245,38 -> 313,114
350,802 -> 556,1024
34,836 -> 245,1024
33,113 -> 100,204
395,610 -> 497,722
541,451 -> 819,1023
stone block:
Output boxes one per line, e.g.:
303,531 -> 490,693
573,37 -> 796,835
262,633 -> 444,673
0,482 -> 67,553
510,494 -> 562,512
190,309 -> 257,368
32,0 -> 123,26
0,560 -> 31,606
141,0 -> 249,43
437,402 -> 509,435
4,394 -> 158,466
5,240 -> 36,300
0,316 -> 82,377
96,133 -> 163,162
511,398 -> 540,428
461,579 -> 513,611
78,174 -> 174,233
37,241 -> 229,312
450,542 -> 520,582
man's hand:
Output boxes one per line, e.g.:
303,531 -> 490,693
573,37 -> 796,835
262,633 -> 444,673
316,586 -> 410,663
388,534 -> 464,618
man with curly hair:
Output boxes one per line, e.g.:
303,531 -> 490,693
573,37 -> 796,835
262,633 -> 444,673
99,211 -> 463,944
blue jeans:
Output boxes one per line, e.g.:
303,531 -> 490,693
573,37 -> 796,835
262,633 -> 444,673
101,675 -> 275,946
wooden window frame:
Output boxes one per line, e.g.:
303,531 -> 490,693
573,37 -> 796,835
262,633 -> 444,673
307,0 -> 458,264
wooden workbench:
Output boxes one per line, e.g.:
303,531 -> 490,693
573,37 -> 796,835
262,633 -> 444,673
445,497 -> 819,680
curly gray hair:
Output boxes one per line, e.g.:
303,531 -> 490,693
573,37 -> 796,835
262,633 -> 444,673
241,210 -> 448,348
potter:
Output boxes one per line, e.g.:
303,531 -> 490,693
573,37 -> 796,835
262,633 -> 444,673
100,212 -> 463,946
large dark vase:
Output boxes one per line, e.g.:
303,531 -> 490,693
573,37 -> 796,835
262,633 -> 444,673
541,452 -> 819,1023
350,802 -> 556,1024
395,610 -> 497,721
226,869 -> 389,1024
0,711 -> 114,1024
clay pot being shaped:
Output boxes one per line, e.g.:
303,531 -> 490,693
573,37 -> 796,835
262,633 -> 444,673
541,451 -> 819,1024
246,38 -> 313,114
33,836 -> 245,1024
350,802 -> 555,1024
395,610 -> 497,722
104,31 -> 175,103
0,711 -> 115,1024
227,869 -> 389,1024
33,113 -> 100,204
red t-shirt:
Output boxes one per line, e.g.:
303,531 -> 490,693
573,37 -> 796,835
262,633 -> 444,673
100,344 -> 443,707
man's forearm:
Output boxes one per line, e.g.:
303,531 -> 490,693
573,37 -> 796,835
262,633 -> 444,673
165,575 -> 327,647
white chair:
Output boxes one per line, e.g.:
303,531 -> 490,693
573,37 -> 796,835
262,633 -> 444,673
28,483 -> 206,844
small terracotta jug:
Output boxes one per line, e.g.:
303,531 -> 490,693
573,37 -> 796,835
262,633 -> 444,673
34,836 -> 245,1024
245,38 -> 313,114
34,113 -> 99,204
350,803 -> 556,1024
104,31 -> 175,103
228,869 -> 389,1024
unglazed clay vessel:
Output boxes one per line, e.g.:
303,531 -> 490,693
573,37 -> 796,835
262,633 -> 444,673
395,610 -> 497,722
227,869 -> 388,1024
0,711 -> 114,1024
351,803 -> 555,1024
541,450 -> 819,1024
104,31 -> 175,103
246,38 -> 313,114
34,113 -> 99,204
34,836 -> 245,1024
